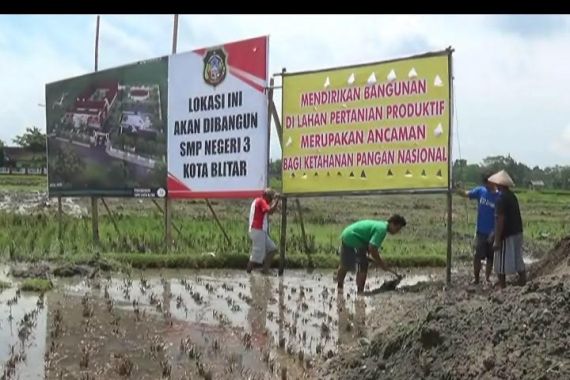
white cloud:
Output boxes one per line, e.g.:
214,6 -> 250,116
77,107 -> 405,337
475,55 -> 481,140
552,125 -> 570,158
1,14 -> 570,167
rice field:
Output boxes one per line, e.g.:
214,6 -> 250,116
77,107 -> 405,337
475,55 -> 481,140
0,175 -> 568,269
0,267 -> 436,379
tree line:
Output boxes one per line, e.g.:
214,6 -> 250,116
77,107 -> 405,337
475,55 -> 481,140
270,156 -> 570,190
2,128 -> 569,190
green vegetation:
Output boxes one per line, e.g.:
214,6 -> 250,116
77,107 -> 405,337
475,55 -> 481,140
453,156 -> 570,190
0,280 -> 11,289
19,278 -> 53,292
0,175 -> 46,190
0,179 -> 567,270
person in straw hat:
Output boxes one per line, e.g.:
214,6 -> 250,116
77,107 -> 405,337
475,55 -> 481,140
487,170 -> 526,289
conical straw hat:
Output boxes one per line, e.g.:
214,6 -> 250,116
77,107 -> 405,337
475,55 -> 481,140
488,170 -> 515,188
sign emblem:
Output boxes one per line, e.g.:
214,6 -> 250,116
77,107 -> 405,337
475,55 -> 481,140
203,48 -> 227,87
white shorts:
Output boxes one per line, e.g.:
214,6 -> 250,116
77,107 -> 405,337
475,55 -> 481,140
249,229 -> 277,264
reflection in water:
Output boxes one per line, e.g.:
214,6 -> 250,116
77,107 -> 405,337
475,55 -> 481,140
278,278 -> 285,347
0,288 -> 47,379
248,275 -> 272,345
354,296 -> 367,337
336,292 -> 350,346
337,294 -> 367,348
0,268 -> 406,378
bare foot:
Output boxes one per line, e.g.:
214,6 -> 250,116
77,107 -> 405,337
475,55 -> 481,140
492,282 -> 505,291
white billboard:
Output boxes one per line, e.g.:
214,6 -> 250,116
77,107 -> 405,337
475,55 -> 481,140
167,36 -> 269,198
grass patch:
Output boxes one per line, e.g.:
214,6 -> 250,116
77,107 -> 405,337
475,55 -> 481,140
0,185 -> 567,271
0,174 -> 46,190
20,278 -> 53,292
103,252 -> 445,270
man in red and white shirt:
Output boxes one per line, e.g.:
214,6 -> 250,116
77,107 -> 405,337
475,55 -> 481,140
246,188 -> 280,274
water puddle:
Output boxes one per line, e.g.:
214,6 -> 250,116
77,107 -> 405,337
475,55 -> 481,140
0,268 -> 438,379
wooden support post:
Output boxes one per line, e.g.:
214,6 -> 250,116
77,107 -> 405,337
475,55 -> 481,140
446,48 -> 455,286
164,15 -> 179,252
278,277 -> 284,344
270,73 -> 309,270
446,191 -> 452,285
269,78 -> 282,146
57,196 -> 63,241
294,199 -> 309,254
94,15 -> 100,72
91,197 -> 99,245
205,199 -> 231,246
153,199 -> 183,238
101,198 -> 120,235
172,14 -> 179,54
165,199 -> 172,251
91,16 -> 101,247
279,197 -> 287,276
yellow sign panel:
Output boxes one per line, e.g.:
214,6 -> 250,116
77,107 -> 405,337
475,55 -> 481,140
281,51 -> 451,195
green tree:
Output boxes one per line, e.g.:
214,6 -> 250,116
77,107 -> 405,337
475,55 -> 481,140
13,127 -> 47,166
51,145 -> 84,184
0,139 -> 4,166
109,161 -> 128,182
13,127 -> 46,152
269,159 -> 282,179
481,155 -> 531,186
151,162 -> 167,187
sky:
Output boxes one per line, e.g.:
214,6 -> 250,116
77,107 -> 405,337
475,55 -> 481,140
0,14 -> 569,168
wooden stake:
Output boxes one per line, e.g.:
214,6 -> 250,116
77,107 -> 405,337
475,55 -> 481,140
205,199 -> 231,246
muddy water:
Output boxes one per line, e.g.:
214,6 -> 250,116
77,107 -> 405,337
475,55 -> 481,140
0,287 -> 47,379
0,268 -> 436,379
0,191 -> 86,216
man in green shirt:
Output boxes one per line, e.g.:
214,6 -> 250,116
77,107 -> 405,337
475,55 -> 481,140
336,215 -> 407,293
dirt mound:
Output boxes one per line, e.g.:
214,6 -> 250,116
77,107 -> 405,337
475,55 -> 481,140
321,239 -> 570,380
529,236 -> 570,279
323,277 -> 570,380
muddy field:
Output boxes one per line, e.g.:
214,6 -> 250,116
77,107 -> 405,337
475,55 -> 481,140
1,251 -> 567,380
0,266 -> 439,379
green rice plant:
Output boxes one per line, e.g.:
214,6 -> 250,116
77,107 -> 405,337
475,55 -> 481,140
20,278 -> 53,292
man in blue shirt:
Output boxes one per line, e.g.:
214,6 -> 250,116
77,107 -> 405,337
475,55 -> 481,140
456,172 -> 500,284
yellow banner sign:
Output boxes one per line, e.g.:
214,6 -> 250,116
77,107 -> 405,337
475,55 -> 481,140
281,51 -> 451,195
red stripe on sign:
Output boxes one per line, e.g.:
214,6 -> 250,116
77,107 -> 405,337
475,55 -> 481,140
167,174 -> 192,193
194,36 -> 268,80
231,68 -> 267,93
169,190 -> 264,199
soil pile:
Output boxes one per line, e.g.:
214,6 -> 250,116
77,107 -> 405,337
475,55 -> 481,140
321,238 -> 570,380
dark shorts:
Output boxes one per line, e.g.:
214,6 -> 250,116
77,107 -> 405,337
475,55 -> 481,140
339,242 -> 369,272
475,233 -> 494,262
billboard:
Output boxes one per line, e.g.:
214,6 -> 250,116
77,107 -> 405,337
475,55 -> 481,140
281,51 -> 452,196
46,57 -> 168,198
167,36 -> 269,199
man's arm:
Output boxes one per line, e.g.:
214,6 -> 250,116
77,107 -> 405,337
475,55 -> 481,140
368,245 -> 387,269
454,188 -> 470,198
368,245 -> 400,277
456,186 -> 479,200
267,194 -> 281,214
263,194 -> 280,214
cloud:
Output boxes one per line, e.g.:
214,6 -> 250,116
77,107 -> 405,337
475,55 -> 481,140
493,15 -> 568,39
1,15 -> 570,167
387,35 -> 434,57
0,18 -> 88,144
552,125 -> 570,159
